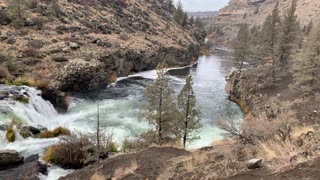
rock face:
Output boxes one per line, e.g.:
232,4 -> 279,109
60,147 -> 190,180
0,150 -> 24,167
51,59 -> 107,92
0,154 -> 47,179
210,0 -> 320,45
247,159 -> 263,169
0,0 -> 206,110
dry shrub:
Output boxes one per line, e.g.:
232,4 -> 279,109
39,127 -> 71,138
113,159 -> 137,179
43,134 -> 94,169
192,151 -> 209,164
0,65 -> 11,79
23,48 -> 39,57
183,158 -> 194,172
28,0 -> 40,9
107,72 -> 117,84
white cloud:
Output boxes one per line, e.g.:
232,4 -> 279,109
173,0 -> 230,12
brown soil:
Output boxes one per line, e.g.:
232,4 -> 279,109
60,146 -> 190,180
227,158 -> 320,180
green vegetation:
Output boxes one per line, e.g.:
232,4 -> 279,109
7,0 -> 27,27
177,75 -> 201,148
234,24 -> 250,71
234,0 -> 301,79
6,126 -> 16,142
141,63 -> 178,145
293,24 -> 320,92
141,65 -> 201,148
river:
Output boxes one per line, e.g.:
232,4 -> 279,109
0,48 -> 243,179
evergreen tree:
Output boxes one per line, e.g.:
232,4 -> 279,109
141,63 -> 178,145
182,12 -> 188,27
305,20 -> 313,35
189,16 -> 195,25
195,17 -> 203,28
234,24 -> 250,71
8,0 -> 27,27
275,0 -> 300,75
293,25 -> 320,92
177,75 -> 201,148
248,25 -> 262,63
174,1 -> 185,25
167,0 -> 175,13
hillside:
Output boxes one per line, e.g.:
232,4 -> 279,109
0,0 -> 205,94
209,0 -> 320,45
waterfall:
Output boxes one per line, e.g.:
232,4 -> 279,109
0,85 -> 59,128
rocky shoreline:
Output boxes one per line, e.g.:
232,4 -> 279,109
43,42 -> 204,112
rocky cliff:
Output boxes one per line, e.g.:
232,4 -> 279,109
0,0 -> 206,93
209,0 -> 320,45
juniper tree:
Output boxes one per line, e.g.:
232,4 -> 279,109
141,63 -> 178,145
8,0 -> 27,27
177,75 -> 201,148
304,20 -> 313,35
275,0 -> 300,76
189,16 -> 195,25
234,24 -> 250,71
167,0 -> 175,13
261,2 -> 281,59
174,1 -> 185,26
182,12 -> 188,27
293,25 -> 320,92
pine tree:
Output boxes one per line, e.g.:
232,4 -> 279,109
275,0 -> 300,75
174,1 -> 185,26
195,17 -> 203,28
189,16 -> 195,25
141,63 -> 178,145
8,0 -> 27,27
234,24 -> 250,71
293,25 -> 320,92
305,20 -> 313,35
177,75 -> 201,148
182,12 -> 188,27
167,0 -> 175,13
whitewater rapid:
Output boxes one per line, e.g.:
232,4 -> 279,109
0,49 -> 243,179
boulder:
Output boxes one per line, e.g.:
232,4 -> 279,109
69,42 -> 80,50
50,59 -> 107,92
0,154 -> 47,179
247,158 -> 262,169
27,39 -> 44,49
20,126 -> 41,138
0,150 -> 24,166
5,36 -> 16,44
0,10 -> 11,25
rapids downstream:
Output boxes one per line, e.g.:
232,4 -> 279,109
0,48 -> 243,179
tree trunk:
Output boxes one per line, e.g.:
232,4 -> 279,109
183,90 -> 191,148
158,85 -> 163,145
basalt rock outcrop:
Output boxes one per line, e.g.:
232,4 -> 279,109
0,150 -> 24,167
0,0 -> 206,110
209,0 -> 320,45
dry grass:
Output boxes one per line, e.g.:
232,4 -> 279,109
0,65 -> 11,79
291,126 -> 314,139
192,151 -> 209,164
91,173 -> 106,180
183,158 -> 194,172
113,159 -> 138,179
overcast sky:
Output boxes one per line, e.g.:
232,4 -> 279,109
173,0 -> 230,12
